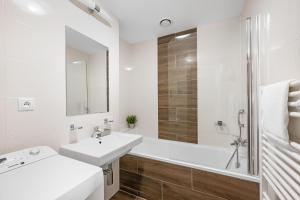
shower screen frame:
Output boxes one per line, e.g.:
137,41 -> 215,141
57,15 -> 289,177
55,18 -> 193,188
246,16 -> 261,176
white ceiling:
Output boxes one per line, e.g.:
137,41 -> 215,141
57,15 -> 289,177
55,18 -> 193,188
100,0 -> 246,43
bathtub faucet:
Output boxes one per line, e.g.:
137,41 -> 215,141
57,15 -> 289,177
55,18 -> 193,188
225,109 -> 248,169
227,136 -> 247,169
232,136 -> 248,147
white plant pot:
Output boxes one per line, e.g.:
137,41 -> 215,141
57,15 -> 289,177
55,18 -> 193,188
128,123 -> 135,129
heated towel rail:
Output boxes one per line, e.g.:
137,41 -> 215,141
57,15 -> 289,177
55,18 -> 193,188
262,80 -> 300,200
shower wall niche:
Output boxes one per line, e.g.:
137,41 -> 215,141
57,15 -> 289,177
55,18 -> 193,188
158,28 -> 198,143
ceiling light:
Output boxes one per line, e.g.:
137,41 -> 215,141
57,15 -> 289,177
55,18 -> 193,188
175,34 -> 191,40
75,0 -> 114,25
160,19 -> 172,27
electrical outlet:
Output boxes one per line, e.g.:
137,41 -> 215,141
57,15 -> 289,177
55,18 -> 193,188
18,97 -> 35,112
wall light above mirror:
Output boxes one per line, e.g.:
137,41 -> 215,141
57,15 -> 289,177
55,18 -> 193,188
65,26 -> 109,116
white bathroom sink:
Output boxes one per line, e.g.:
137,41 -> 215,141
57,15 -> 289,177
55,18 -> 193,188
59,132 -> 142,166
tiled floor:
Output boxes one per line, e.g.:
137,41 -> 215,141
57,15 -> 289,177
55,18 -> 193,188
111,191 -> 145,200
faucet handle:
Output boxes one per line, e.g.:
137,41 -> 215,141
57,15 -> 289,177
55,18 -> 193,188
94,126 -> 104,133
92,126 -> 104,139
230,140 -> 239,146
94,126 -> 100,132
104,118 -> 114,124
70,124 -> 83,131
241,139 -> 248,146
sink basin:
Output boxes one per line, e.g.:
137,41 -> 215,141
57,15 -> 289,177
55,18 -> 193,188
60,132 -> 142,166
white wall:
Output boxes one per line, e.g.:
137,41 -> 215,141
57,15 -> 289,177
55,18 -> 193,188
119,40 -> 132,130
119,40 -> 158,138
243,0 -> 300,85
0,2 -> 6,153
197,17 -> 246,147
0,0 -> 119,153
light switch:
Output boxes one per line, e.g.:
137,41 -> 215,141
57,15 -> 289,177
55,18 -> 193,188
18,97 -> 35,112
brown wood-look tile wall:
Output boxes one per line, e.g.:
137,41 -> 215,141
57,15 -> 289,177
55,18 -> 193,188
120,155 -> 259,200
158,28 -> 198,144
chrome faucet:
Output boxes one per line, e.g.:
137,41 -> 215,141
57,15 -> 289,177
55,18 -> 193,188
92,126 -> 104,139
226,109 -> 248,169
227,137 -> 248,169
91,119 -> 114,139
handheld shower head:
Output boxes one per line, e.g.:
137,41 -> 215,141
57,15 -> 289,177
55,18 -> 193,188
238,109 -> 245,128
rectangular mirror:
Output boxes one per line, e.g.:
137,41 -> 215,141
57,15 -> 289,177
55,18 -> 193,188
66,26 -> 109,116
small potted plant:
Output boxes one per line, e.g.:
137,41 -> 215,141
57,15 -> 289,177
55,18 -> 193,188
127,115 -> 137,129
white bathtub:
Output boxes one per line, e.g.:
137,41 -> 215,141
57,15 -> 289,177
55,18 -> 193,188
129,137 -> 259,183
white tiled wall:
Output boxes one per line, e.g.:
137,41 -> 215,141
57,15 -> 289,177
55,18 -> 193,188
243,0 -> 300,86
0,0 -> 6,154
119,40 -> 158,138
0,0 -> 119,153
197,16 -> 247,148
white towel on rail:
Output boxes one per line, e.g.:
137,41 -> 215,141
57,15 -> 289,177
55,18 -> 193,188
261,80 -> 292,141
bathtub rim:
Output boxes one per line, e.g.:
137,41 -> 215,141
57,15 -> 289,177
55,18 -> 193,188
128,151 -> 260,183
